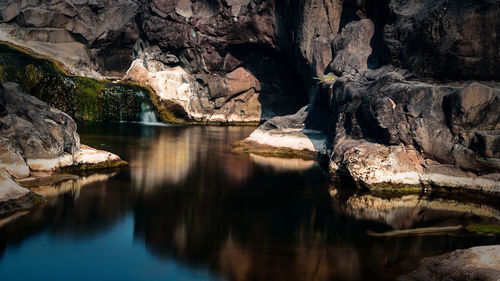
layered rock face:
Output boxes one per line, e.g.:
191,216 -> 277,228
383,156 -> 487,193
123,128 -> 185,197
322,0 -> 500,191
0,0 -> 342,122
0,0 -> 139,77
383,0 -> 500,81
328,73 -> 500,192
125,0 -> 343,122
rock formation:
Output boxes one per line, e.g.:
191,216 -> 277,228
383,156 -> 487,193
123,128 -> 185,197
0,82 -> 127,210
240,0 -> 500,192
398,246 -> 500,281
0,0 -> 139,77
0,0 -> 498,191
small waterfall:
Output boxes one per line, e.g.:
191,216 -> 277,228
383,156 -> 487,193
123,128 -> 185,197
136,91 -> 159,125
140,102 -> 158,124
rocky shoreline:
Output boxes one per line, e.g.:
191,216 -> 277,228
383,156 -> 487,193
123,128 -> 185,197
398,246 -> 500,281
0,0 -> 497,197
0,82 -> 127,214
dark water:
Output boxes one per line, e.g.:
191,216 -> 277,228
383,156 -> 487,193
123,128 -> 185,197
0,122 -> 499,281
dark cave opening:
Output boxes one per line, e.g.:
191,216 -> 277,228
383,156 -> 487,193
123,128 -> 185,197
226,43 -> 310,119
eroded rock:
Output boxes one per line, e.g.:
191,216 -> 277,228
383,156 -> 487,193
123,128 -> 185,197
398,246 -> 500,281
327,70 -> 500,192
0,82 -> 127,205
0,0 -> 139,77
384,0 -> 500,80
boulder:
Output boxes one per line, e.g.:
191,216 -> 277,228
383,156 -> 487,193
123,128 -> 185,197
327,70 -> 500,191
235,105 -> 328,158
328,19 -> 375,77
0,82 -> 127,188
0,169 -> 29,202
0,82 -> 80,161
399,246 -> 500,281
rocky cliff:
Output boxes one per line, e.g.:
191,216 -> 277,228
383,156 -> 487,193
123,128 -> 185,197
0,0 -> 499,191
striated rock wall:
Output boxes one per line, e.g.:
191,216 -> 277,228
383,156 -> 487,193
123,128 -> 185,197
0,0 -> 139,77
383,0 -> 500,81
0,0 -> 343,122
327,71 -> 500,191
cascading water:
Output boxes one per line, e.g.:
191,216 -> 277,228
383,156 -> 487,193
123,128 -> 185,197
136,90 -> 159,124
140,102 -> 158,124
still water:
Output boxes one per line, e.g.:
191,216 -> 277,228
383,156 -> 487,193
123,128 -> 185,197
0,122 -> 499,281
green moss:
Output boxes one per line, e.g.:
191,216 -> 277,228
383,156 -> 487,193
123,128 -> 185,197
466,224 -> 500,236
0,42 -> 177,123
367,184 -> 423,194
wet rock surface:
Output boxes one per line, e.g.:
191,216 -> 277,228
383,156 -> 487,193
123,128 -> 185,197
236,105 -> 328,158
398,246 -> 500,281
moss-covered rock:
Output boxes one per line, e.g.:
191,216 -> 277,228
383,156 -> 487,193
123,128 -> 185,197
466,224 -> 500,236
0,43 -> 161,122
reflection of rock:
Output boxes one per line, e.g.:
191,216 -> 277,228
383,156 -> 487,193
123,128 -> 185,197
131,128 -> 193,188
30,172 -> 116,198
333,192 -> 500,229
129,126 -> 260,190
0,210 -> 28,229
399,246 -> 500,281
249,154 -> 318,172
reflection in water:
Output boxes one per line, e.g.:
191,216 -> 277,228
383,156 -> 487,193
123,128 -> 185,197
333,192 -> 500,229
0,123 -> 499,281
30,172 -> 117,198
249,154 -> 319,172
131,127 -> 193,188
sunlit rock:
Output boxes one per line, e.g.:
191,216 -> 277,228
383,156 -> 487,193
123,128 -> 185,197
0,169 -> 30,202
235,105 -> 328,158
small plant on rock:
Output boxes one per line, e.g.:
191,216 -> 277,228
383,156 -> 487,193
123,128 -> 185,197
313,75 -> 338,84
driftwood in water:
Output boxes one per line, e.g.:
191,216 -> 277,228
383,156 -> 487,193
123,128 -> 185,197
367,226 -> 463,237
